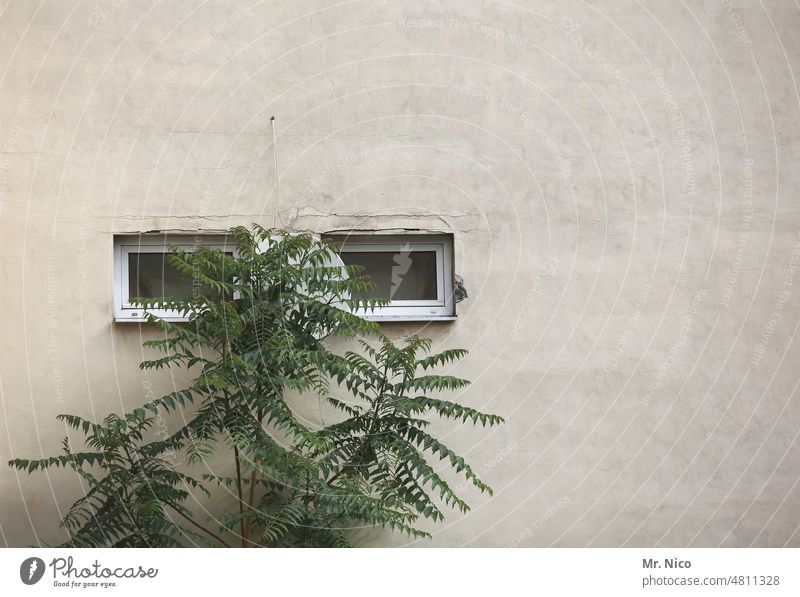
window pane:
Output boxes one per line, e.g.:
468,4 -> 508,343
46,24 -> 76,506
341,250 -> 438,301
128,253 -> 221,300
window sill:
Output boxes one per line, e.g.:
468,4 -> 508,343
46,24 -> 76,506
362,315 -> 458,322
115,314 -> 458,324
114,316 -> 190,323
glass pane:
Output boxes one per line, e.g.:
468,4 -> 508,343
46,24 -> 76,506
341,250 -> 438,301
128,253 -> 224,300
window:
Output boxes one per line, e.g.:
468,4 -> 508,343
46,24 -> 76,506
327,233 -> 456,321
113,234 -> 234,322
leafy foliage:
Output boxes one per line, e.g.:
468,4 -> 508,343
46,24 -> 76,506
10,225 -> 502,547
10,413 -> 208,547
316,336 -> 503,533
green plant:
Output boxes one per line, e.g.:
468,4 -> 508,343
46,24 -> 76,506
317,335 -> 503,532
10,225 -> 502,547
134,225 -> 384,546
9,413 -> 214,547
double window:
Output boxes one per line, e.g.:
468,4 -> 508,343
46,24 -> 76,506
113,232 -> 457,323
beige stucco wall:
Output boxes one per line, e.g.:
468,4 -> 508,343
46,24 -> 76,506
1,0 -> 799,547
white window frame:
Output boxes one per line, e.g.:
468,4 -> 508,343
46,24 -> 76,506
113,234 -> 235,323
331,234 -> 456,321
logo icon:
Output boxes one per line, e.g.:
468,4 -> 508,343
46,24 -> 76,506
20,557 -> 45,585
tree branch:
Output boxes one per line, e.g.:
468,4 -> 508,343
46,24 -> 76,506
245,469 -> 257,545
234,445 -> 245,547
168,504 -> 231,548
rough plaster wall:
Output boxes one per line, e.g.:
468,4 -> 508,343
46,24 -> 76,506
1,0 -> 799,547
